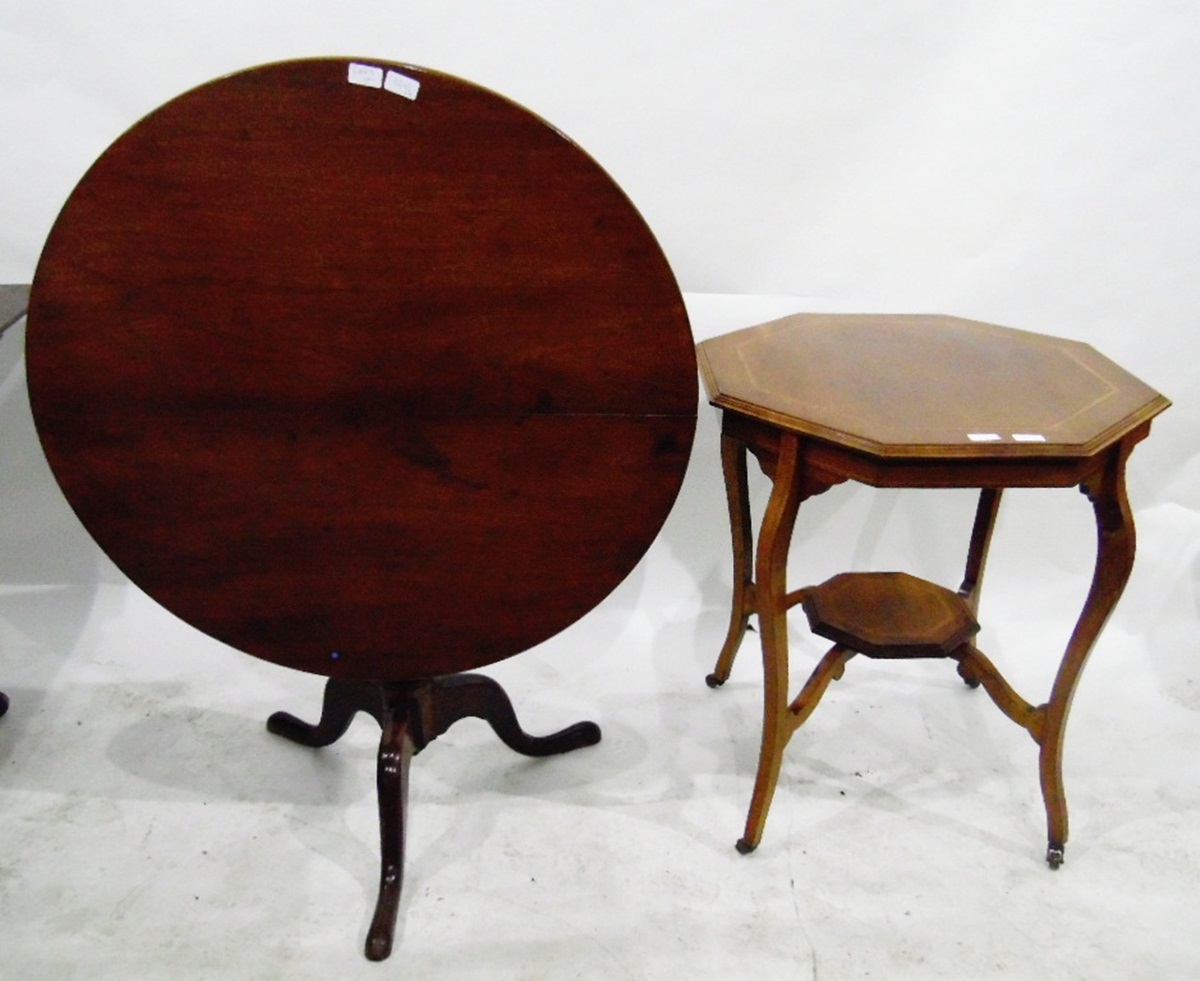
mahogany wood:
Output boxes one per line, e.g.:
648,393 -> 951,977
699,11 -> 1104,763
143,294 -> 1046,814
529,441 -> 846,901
698,313 -> 1167,460
699,313 -> 1169,868
25,61 -> 696,958
26,59 -> 697,683
801,572 -> 980,658
267,674 -> 600,960
0,284 -> 30,719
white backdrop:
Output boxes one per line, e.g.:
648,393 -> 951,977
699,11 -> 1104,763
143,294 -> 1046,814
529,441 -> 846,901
2,4 -> 1199,975
2,2 -> 1196,683
2,2 -> 1197,452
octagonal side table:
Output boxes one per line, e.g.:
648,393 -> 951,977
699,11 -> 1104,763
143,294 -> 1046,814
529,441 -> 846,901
698,313 -> 1170,868
0,284 -> 31,719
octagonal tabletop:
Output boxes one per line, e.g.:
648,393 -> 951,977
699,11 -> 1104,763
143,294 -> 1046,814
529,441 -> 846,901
26,59 -> 697,682
698,313 -> 1169,459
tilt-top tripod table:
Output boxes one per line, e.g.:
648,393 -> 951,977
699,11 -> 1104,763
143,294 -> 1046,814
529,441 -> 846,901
26,60 -> 696,959
0,284 -> 31,719
699,313 -> 1168,869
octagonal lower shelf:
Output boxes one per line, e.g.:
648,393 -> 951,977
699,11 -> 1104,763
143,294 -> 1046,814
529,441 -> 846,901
802,571 -> 980,658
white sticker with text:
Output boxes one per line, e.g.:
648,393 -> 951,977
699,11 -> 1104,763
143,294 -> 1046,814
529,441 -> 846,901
347,62 -> 385,88
384,70 -> 421,100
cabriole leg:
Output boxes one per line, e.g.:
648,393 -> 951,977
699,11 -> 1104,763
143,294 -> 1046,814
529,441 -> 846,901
738,433 -> 804,854
268,673 -> 601,958
1038,440 -> 1136,869
708,432 -> 755,688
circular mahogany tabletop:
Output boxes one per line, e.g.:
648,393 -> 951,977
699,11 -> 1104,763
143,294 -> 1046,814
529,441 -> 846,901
27,59 -> 697,681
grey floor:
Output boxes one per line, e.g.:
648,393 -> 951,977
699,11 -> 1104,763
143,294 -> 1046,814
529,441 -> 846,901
3,297 -> 1198,979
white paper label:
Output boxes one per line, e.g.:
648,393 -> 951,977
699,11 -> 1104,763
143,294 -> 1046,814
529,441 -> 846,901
384,70 -> 421,100
347,62 -> 384,88
967,433 -> 1003,442
1013,433 -> 1047,442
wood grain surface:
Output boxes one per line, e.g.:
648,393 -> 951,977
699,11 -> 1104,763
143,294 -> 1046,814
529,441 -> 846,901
27,59 -> 697,681
698,313 -> 1168,458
